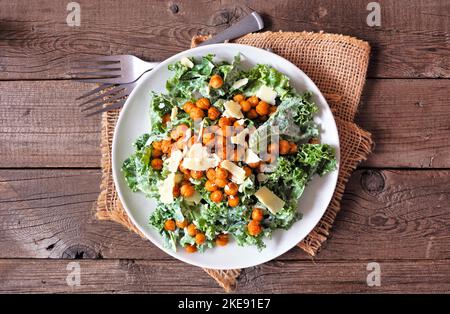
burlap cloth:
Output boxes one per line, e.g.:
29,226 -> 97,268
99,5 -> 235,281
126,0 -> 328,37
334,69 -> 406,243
96,31 -> 373,292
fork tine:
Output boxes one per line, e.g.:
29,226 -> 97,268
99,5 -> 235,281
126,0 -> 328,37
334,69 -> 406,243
75,55 -> 121,63
85,100 -> 126,117
76,76 -> 123,84
71,70 -> 122,77
79,85 -> 126,106
76,83 -> 113,100
72,64 -> 121,71
80,89 -> 129,112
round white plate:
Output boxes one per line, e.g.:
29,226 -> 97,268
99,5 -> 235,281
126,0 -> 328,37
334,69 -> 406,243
112,43 -> 340,269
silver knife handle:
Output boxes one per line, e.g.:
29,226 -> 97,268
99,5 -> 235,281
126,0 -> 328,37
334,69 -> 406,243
198,12 -> 264,46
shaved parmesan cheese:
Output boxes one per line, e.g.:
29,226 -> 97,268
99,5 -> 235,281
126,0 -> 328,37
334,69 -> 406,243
254,186 -> 285,214
180,57 -> 194,68
223,100 -> 244,119
170,106 -> 178,121
235,119 -> 245,126
182,143 -> 220,171
185,190 -> 202,204
231,128 -> 249,146
244,148 -> 261,164
256,85 -> 277,105
159,173 -> 176,204
220,160 -> 246,184
165,149 -> 183,172
231,78 -> 248,90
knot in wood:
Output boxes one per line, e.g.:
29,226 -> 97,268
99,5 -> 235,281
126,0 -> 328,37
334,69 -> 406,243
361,170 -> 385,194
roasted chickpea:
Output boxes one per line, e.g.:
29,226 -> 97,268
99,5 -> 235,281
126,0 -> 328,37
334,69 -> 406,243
233,120 -> 244,128
289,142 -> 298,154
176,137 -> 185,150
172,185 -> 181,198
176,219 -> 188,229
214,178 -> 228,188
256,100 -> 270,116
247,220 -> 262,236
170,129 -> 179,140
227,195 -> 240,207
205,180 -> 218,192
208,107 -> 220,120
269,105 -> 277,115
209,74 -> 223,89
215,167 -> 229,179
247,161 -> 261,169
206,168 -> 216,181
218,116 -> 232,127
202,132 -> 215,146
224,182 -> 238,196
190,170 -> 203,179
268,143 -> 279,155
152,141 -> 162,151
152,148 -> 163,158
187,136 -> 196,148
151,158 -> 163,170
196,97 -> 211,110
247,109 -> 258,120
215,234 -> 229,246
161,139 -> 172,154
240,100 -> 251,112
180,183 -> 195,197
247,96 -> 259,107
164,219 -> 176,231
189,107 -> 205,120
187,223 -> 198,236
251,208 -> 264,222
243,166 -> 252,177
162,113 -> 171,127
233,94 -> 245,103
210,190 -> 224,203
185,244 -> 197,253
279,139 -> 290,155
176,124 -> 189,136
179,163 -> 190,174
195,233 -> 206,245
183,101 -> 196,113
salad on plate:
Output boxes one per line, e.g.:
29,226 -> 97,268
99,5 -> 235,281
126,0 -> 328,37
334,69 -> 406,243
122,54 -> 337,253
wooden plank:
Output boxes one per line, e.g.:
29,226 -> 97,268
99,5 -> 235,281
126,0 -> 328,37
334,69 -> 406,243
1,79 -> 450,168
1,169 -> 449,261
0,0 -> 448,79
0,258 -> 448,293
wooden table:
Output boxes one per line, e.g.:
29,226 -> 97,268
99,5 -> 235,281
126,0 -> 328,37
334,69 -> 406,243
1,0 -> 449,293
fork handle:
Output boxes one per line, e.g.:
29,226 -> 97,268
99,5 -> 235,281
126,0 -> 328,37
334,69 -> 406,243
198,12 -> 264,46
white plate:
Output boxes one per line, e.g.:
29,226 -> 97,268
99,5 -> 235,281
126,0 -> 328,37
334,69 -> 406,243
112,44 -> 340,269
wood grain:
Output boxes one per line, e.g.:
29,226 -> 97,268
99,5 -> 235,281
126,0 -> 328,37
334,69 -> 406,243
1,169 -> 449,261
0,0 -> 448,79
0,258 -> 448,293
1,79 -> 449,168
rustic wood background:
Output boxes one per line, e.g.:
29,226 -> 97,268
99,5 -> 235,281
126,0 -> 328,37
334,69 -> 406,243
1,0 -> 449,293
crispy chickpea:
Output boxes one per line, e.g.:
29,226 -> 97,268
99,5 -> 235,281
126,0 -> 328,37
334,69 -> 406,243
196,97 -> 211,110
195,233 -> 206,245
239,100 -> 251,112
215,167 -> 229,179
187,136 -> 196,148
233,120 -> 244,128
185,244 -> 197,253
256,100 -> 270,116
289,142 -> 298,154
176,137 -> 185,150
170,129 -> 179,140
247,96 -> 259,107
187,223 -> 198,236
164,219 -> 176,231
228,195 -> 239,207
190,170 -> 203,180
215,234 -> 229,246
176,219 -> 188,229
151,158 -> 163,170
209,74 -> 224,89
251,208 -> 264,222
224,182 -> 238,196
247,220 -> 262,236
180,183 -> 195,197
268,143 -> 279,155
218,116 -> 232,127
152,148 -> 163,158
183,101 -> 196,113
162,113 -> 171,127
161,139 -> 172,154
279,139 -> 290,155
202,132 -> 215,146
176,124 -> 189,136
247,161 -> 261,169
208,107 -> 220,120
210,190 -> 224,203
247,109 -> 258,120
173,185 -> 181,198
215,178 -> 228,188
189,107 -> 205,120
233,94 -> 245,102
269,105 -> 277,115
243,166 -> 252,177
179,163 -> 190,174
206,168 -> 216,181
205,180 -> 218,192
152,141 -> 162,151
